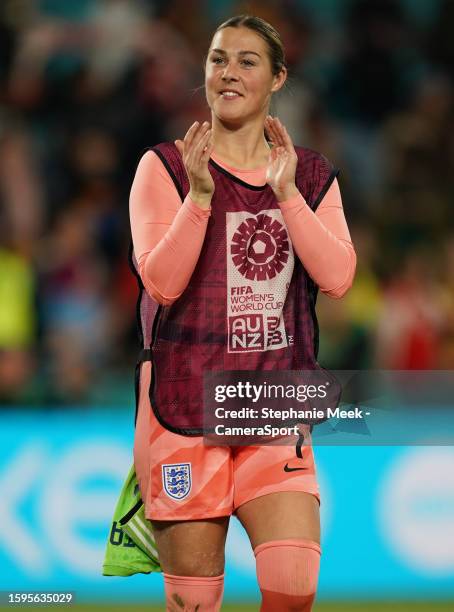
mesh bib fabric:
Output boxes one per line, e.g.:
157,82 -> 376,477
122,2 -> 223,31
130,143 -> 339,435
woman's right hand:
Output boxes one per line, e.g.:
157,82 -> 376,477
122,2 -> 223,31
175,121 -> 214,209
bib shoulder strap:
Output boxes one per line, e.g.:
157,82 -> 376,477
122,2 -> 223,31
294,146 -> 340,211
148,142 -> 190,202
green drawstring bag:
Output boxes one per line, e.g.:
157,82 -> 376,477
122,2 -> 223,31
103,464 -> 161,576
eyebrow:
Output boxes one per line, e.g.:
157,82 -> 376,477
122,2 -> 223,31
210,48 -> 261,58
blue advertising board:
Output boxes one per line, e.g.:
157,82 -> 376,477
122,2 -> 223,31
0,410 -> 453,603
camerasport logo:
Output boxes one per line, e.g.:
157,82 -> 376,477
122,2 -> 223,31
226,210 -> 294,353
231,214 -> 289,281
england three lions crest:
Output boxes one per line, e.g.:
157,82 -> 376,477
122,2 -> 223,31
162,463 -> 192,500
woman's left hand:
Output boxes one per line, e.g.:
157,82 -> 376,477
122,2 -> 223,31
265,116 -> 299,202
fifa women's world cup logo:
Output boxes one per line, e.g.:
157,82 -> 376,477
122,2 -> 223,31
230,213 -> 289,281
226,210 -> 294,353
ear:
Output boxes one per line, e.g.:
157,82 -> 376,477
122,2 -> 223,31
271,66 -> 287,94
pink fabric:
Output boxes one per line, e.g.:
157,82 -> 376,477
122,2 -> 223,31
163,572 -> 224,611
254,539 -> 321,612
129,150 -> 356,305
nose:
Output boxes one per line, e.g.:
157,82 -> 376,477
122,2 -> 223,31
221,62 -> 239,82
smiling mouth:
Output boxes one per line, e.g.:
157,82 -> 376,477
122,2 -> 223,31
219,91 -> 242,99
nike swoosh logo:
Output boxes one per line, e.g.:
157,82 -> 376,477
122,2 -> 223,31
283,463 -> 308,472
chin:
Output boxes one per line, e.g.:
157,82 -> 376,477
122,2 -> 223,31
216,113 -> 244,126
212,111 -> 242,126
212,103 -> 253,126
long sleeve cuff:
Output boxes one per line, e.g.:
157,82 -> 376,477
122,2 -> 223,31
185,196 -> 212,219
278,192 -> 313,220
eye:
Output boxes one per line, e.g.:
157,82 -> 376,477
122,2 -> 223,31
211,56 -> 225,64
241,59 -> 255,67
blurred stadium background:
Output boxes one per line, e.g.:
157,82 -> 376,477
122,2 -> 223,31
0,0 -> 453,610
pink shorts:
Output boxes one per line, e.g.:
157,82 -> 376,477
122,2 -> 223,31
134,363 -> 320,520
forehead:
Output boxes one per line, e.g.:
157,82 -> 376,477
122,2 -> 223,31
209,26 -> 268,55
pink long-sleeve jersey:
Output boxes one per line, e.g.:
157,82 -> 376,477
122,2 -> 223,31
129,150 -> 356,305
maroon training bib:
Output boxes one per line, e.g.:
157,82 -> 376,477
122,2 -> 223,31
130,143 -> 339,435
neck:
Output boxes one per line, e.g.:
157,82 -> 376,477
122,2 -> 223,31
210,114 -> 271,169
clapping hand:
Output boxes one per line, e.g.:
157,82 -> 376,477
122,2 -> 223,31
265,116 -> 299,202
175,121 -> 214,209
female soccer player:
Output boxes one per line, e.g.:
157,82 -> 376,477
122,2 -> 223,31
130,14 -> 356,612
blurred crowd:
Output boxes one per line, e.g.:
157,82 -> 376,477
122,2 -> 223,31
0,0 -> 453,407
